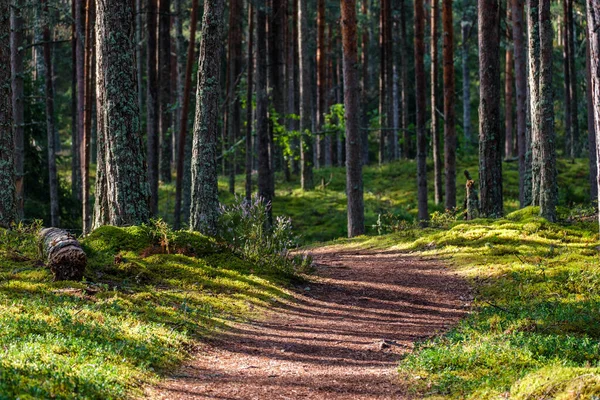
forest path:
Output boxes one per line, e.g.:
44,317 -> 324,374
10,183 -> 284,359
151,247 -> 470,399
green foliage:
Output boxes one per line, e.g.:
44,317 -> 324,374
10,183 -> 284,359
0,223 -> 290,398
328,208 -> 600,399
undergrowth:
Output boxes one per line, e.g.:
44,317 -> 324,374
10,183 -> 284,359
327,206 -> 600,399
0,222 -> 291,399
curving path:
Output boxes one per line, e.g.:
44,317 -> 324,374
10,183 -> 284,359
151,247 -> 470,399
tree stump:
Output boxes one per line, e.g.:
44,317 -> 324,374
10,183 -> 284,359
39,228 -> 87,281
464,170 -> 480,220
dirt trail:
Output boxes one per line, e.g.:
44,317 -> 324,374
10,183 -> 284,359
151,248 -> 470,399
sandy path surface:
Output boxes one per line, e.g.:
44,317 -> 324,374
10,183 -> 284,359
151,248 -> 470,399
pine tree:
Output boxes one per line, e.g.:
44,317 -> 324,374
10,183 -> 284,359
298,0 -> 313,190
443,0 -> 457,210
147,0 -> 159,215
10,0 -> 24,220
415,0 -> 429,222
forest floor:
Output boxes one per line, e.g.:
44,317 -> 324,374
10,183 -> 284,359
150,247 -> 470,399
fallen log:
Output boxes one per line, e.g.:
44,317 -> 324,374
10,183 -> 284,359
39,228 -> 87,281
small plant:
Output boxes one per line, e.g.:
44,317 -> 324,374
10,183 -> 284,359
429,208 -> 460,228
218,195 -> 305,276
148,218 -> 174,254
373,212 -> 414,235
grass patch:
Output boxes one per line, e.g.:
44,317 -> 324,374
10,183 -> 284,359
324,207 -> 600,399
0,224 -> 291,399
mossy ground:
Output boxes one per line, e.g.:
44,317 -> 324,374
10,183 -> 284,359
0,223 -> 291,399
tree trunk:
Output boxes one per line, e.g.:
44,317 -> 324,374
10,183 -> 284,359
568,0 -> 579,158
93,0 -> 150,228
39,228 -> 86,281
159,0 -> 173,184
512,0 -> 530,207
478,0 -> 503,218
586,0 -> 600,232
269,0 -> 284,193
443,0 -> 457,210
299,0 -> 313,190
189,0 -> 224,235
563,0 -> 573,159
538,0 -> 557,221
42,0 -> 60,227
174,0 -> 198,229
528,0 -> 542,205
341,0 -> 364,237
257,3 -> 272,218
461,14 -> 472,150
227,0 -> 242,194
415,0 -> 429,222
400,0 -> 411,159
317,0 -> 326,168
431,0 -> 442,205
360,0 -> 370,165
147,0 -> 159,215
246,3 -> 254,201
71,0 -> 81,213
0,0 -> 16,228
10,0 -> 24,220
505,4 -> 515,159
286,0 -> 299,176
136,0 -> 143,115
586,25 -> 598,203
82,0 -> 94,234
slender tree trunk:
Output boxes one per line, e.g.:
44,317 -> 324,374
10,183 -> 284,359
42,0 -> 59,227
246,3 -> 254,200
586,0 -> 600,231
147,0 -> 159,215
136,0 -> 143,115
400,0 -> 411,159
505,5 -> 515,159
431,0 -> 442,205
317,0 -> 326,168
538,0 -> 557,221
286,0 -> 298,177
10,0 -> 24,220
93,0 -> 150,228
528,0 -> 542,205
563,0 -> 573,159
269,0 -> 284,192
71,0 -> 81,212
513,0 -> 530,207
189,0 -> 224,235
415,0 -> 428,222
568,0 -> 579,158
443,0 -> 456,210
0,0 -> 16,228
173,0 -> 198,229
587,26 -> 598,203
341,0 -> 364,237
159,0 -> 172,184
227,0 -> 242,194
257,2 -> 272,212
478,0 -> 503,218
461,15 -> 472,150
299,0 -> 313,190
360,0 -> 370,164
82,0 -> 94,234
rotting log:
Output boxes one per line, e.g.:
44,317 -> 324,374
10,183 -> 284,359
39,228 -> 87,281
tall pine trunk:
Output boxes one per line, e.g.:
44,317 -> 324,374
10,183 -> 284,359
586,0 -> 600,232
159,0 -> 173,184
563,0 -> 573,159
189,0 -> 224,235
317,0 -> 326,168
245,3 -> 254,200
431,0 -> 442,205
461,13 -> 472,150
443,0 -> 457,210
586,26 -> 598,203
146,0 -> 159,215
257,2 -> 272,216
42,0 -> 59,227
528,0 -> 542,205
298,0 -> 313,190
0,0 -> 16,227
82,0 -> 94,233
93,0 -> 150,228
227,0 -> 242,194
341,0 -> 364,237
415,0 -> 428,222
478,0 -> 503,218
505,5 -> 515,159
10,0 -> 24,220
173,0 -> 198,229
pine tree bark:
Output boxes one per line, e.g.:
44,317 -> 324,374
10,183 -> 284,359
173,0 -> 198,229
360,0 -> 370,164
93,0 -> 150,228
189,0 -> 224,235
159,0 -> 173,184
563,0 -> 573,159
461,14 -> 472,150
10,0 -> 24,220
512,0 -> 530,207
400,0 -> 411,159
42,0 -> 60,227
227,0 -> 243,194
478,0 -> 503,218
528,0 -> 542,205
505,5 -> 515,159
82,0 -> 94,234
317,0 -> 326,168
341,0 -> 364,237
443,0 -> 457,210
246,3 -> 254,200
586,26 -> 598,203
146,0 -> 159,215
567,0 -> 579,158
136,0 -> 143,114
431,0 -> 442,205
538,0 -> 557,221
0,0 -> 16,228
299,0 -> 313,190
269,0 -> 284,191
586,0 -> 600,231
71,0 -> 81,213
415,0 -> 429,222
